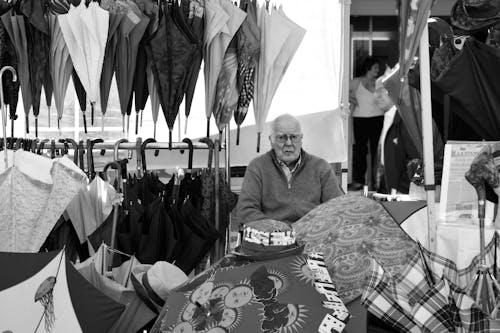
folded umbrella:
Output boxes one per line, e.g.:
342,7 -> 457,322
0,250 -> 124,332
146,59 -> 160,138
1,11 -> 32,135
48,14 -> 73,129
234,0 -> 260,145
115,0 -> 149,133
204,0 -> 245,137
58,1 -> 109,132
254,5 -> 305,152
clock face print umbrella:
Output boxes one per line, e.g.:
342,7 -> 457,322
58,1 -> 109,132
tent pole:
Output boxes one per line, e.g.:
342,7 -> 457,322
340,0 -> 351,193
419,19 -> 437,251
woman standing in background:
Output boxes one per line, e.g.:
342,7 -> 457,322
349,56 -> 385,191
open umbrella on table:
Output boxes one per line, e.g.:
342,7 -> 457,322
115,0 -> 149,133
148,3 -> 196,146
293,195 -> 418,304
1,10 -> 32,135
49,14 -> 73,130
58,1 -> 109,132
234,0 -> 260,145
0,19 -> 20,138
254,5 -> 305,152
181,0 -> 204,133
203,0 -> 245,138
99,0 -> 127,130
0,250 -> 124,333
150,252 -> 348,333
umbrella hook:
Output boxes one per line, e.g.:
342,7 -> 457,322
87,138 -> 103,179
199,137 -> 214,170
135,137 -> 143,179
182,138 -> 194,173
50,139 -> 56,159
0,65 -> 17,168
37,139 -> 50,155
141,138 -> 157,172
63,138 -> 79,165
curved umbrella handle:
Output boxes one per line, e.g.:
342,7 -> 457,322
50,140 -> 56,159
31,139 -> 39,153
135,137 -> 143,178
37,139 -> 50,155
58,139 -> 69,156
64,138 -> 79,165
182,138 -> 194,171
199,137 -> 214,170
87,138 -> 104,179
114,138 -> 129,162
141,138 -> 157,172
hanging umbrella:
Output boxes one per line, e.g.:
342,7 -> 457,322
293,195 -> 418,304
0,250 -> 125,332
0,152 -> 87,252
204,0 -> 245,138
100,0 -> 127,128
234,0 -> 260,145
147,59 -> 160,138
0,19 -> 20,138
72,69 -> 88,131
148,3 -> 196,146
150,252 -> 348,333
115,1 -> 149,133
1,11 -> 32,135
182,0 -> 204,133
254,5 -> 305,152
48,14 -> 73,130
58,1 -> 109,131
131,35 -> 149,134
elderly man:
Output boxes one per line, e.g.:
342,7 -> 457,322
236,114 -> 343,224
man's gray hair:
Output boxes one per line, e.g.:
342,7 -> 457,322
270,114 -> 301,136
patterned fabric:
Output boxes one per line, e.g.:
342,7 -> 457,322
0,160 -> 87,252
430,40 -> 459,82
451,0 -> 500,32
294,195 -> 418,303
151,253 -> 346,333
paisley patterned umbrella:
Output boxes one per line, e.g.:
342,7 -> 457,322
294,195 -> 418,304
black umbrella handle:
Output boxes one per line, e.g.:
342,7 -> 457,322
82,111 -> 88,134
91,102 -> 95,126
169,130 -> 172,150
206,118 -> 210,138
236,126 -> 240,145
11,118 -> 14,139
135,112 -> 139,135
25,115 -> 29,134
257,132 -> 261,153
35,117 -> 38,138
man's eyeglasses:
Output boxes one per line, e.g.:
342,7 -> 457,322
274,134 -> 303,143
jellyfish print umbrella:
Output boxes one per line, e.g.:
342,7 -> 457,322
0,19 -> 20,138
1,11 -> 32,135
114,1 -> 149,133
58,1 -> 109,132
100,0 -> 127,125
254,5 -> 305,152
0,250 -> 125,333
48,14 -> 73,129
203,0 -> 245,137
148,4 -> 196,145
234,0 -> 260,145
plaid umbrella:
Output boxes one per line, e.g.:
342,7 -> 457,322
1,11 -> 32,135
253,4 -> 305,152
234,0 -> 260,145
150,253 -> 349,333
362,234 -> 500,332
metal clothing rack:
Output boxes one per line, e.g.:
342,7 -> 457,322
19,136 -> 231,263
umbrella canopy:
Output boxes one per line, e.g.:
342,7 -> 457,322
293,195 -> 418,304
115,0 -> 149,132
58,1 -> 109,128
100,0 -> 127,118
204,0 -> 245,136
48,14 -> 73,125
254,5 -> 305,151
1,11 -> 32,134
0,151 -> 87,252
234,0 -> 260,144
147,60 -> 160,138
148,3 -> 197,143
0,250 -> 124,332
151,253 -> 348,333
0,18 -> 20,135
361,235 -> 500,332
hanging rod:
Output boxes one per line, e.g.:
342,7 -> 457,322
29,140 -> 225,151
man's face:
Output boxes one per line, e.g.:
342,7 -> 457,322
270,118 -> 302,166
